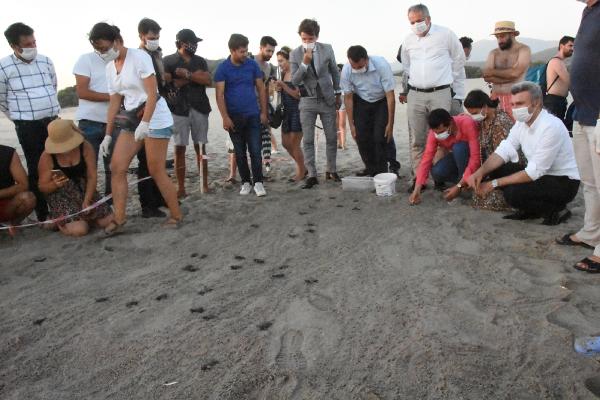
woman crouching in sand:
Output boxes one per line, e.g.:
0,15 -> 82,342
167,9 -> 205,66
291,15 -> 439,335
38,119 -> 113,236
89,23 -> 182,235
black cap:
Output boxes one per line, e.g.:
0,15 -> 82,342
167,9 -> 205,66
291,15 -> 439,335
176,29 -> 202,43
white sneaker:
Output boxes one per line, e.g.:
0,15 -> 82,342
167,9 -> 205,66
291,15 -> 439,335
254,182 -> 267,197
240,182 -> 252,195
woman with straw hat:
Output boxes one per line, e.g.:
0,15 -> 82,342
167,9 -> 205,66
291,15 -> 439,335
38,119 -> 113,237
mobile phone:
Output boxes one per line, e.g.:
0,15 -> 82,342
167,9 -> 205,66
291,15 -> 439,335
51,169 -> 66,179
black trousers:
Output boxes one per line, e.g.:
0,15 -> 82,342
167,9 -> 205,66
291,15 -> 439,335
543,94 -> 568,123
353,95 -> 388,175
492,163 -> 580,215
14,117 -> 57,221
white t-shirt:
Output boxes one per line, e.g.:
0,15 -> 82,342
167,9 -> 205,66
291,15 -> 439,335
105,48 -> 172,129
73,52 -> 110,123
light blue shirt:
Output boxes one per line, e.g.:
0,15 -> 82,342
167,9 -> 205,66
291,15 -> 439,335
340,56 -> 395,103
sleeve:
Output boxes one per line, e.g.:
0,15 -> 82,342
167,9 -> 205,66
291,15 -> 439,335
340,64 -> 354,94
400,42 -> 410,94
162,55 -> 174,74
523,125 -> 564,181
415,132 -> 438,186
253,61 -> 263,80
379,59 -> 396,93
213,63 -> 226,83
72,54 -> 91,77
290,48 -> 307,86
0,68 -> 9,118
494,126 -> 522,164
461,119 -> 481,181
329,45 -> 341,92
48,57 -> 58,90
448,30 -> 466,99
136,51 -> 156,79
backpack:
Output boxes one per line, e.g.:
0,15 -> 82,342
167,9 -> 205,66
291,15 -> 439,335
525,57 -> 560,96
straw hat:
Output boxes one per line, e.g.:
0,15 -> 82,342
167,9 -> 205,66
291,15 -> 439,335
491,21 -> 520,36
45,119 -> 84,154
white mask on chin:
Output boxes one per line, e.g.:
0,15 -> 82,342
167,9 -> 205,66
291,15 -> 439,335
98,47 -> 120,62
351,66 -> 367,74
435,131 -> 450,141
470,111 -> 486,122
512,106 -> 533,123
145,39 -> 160,52
19,47 -> 37,61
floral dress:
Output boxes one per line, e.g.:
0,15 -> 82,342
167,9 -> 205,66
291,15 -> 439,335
472,109 -> 525,211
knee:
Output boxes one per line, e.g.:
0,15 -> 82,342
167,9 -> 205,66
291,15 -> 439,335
62,221 -> 89,237
452,141 -> 469,154
17,191 -> 36,210
147,160 -> 165,177
110,160 -> 128,177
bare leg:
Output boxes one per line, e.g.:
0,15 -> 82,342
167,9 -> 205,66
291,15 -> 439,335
144,137 -> 182,221
271,132 -> 278,152
58,220 -> 90,237
109,132 -> 142,224
338,110 -> 347,149
174,145 -> 187,198
194,143 -> 209,193
227,153 -> 237,182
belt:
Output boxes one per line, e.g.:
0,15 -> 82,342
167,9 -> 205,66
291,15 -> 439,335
408,84 -> 450,93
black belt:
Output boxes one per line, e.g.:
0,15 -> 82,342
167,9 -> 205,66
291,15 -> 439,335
408,84 -> 450,93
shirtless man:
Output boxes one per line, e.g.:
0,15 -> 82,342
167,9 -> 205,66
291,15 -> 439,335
544,36 -> 574,122
483,21 -> 531,119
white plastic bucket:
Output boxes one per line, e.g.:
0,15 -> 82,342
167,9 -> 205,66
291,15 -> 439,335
373,173 -> 397,196
341,176 -> 374,191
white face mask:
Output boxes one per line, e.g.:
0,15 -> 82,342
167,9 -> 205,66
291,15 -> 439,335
512,106 -> 533,123
469,111 -> 486,122
19,47 -> 37,61
412,20 -> 429,35
145,39 -> 160,52
302,42 -> 316,51
435,131 -> 450,141
98,47 -> 120,62
351,66 -> 367,74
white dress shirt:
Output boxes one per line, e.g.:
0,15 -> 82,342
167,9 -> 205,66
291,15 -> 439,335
340,56 -> 395,103
495,109 -> 580,181
400,24 -> 466,99
0,53 -> 60,120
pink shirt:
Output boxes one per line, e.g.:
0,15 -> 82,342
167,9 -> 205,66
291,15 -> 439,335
416,115 -> 480,186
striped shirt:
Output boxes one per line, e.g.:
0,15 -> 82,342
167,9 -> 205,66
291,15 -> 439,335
0,53 -> 60,121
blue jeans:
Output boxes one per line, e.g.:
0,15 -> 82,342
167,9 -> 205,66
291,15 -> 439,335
431,141 -> 469,184
77,119 -> 106,163
228,114 -> 263,184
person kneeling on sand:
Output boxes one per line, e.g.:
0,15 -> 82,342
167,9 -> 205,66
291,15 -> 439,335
467,82 -> 580,225
0,144 -> 36,236
409,108 -> 480,205
38,119 -> 113,237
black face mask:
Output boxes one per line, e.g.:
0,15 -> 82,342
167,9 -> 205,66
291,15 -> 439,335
183,42 -> 197,55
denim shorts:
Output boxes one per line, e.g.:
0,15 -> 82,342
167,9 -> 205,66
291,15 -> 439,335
146,126 -> 173,139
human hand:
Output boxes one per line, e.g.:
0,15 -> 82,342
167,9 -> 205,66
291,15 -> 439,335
466,173 -> 482,193
260,112 -> 269,126
100,135 -> 112,158
349,124 -> 357,140
477,181 -> 494,197
223,116 -> 235,132
385,123 -> 393,143
303,48 -> 313,65
175,68 -> 190,79
398,94 -> 407,104
594,120 -> 600,155
51,172 -> 69,189
134,121 -> 150,142
443,185 -> 461,202
409,188 -> 422,205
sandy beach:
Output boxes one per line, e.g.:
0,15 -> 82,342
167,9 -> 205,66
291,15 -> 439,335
1,79 -> 600,399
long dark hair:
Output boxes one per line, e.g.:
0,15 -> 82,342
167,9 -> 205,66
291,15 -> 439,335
464,90 -> 500,109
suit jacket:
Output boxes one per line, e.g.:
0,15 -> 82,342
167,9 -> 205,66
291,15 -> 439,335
290,42 -> 340,107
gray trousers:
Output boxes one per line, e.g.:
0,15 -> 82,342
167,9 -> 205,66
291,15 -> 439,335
299,97 -> 337,177
407,87 -> 452,176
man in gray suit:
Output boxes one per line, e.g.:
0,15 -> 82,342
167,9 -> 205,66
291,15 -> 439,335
290,19 -> 342,188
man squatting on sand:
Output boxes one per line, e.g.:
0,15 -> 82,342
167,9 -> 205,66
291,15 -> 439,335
1,2 -> 598,278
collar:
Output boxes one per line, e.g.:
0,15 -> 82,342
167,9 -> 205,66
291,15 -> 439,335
367,58 -> 376,72
11,53 -> 34,64
528,108 -> 547,131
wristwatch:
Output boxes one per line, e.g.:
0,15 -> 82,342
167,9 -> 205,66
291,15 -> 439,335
491,179 -> 499,188
456,183 -> 463,190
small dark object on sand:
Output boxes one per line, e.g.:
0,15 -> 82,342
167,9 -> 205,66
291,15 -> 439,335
254,258 -> 265,264
95,297 -> 110,303
271,273 -> 285,279
183,265 -> 199,272
190,307 -> 205,314
126,301 -> 139,308
258,321 -> 273,330
33,318 -> 46,326
155,294 -> 168,301
201,360 -> 219,371
230,265 -> 242,270
34,256 -> 46,263
234,255 -> 246,260
304,278 -> 318,284
202,314 -> 217,321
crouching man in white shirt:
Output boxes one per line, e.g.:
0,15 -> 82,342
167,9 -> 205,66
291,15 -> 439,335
467,81 -> 580,225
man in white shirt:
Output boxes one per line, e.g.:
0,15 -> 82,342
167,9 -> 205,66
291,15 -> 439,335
468,82 -> 580,225
0,22 -> 60,222
399,4 -> 466,190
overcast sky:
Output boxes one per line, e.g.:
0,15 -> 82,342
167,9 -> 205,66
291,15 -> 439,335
0,0 -> 586,89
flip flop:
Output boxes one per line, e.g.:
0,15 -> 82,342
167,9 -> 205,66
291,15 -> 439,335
574,336 -> 600,356
555,233 -> 595,250
573,257 -> 600,273
162,217 -> 183,229
104,219 -> 126,237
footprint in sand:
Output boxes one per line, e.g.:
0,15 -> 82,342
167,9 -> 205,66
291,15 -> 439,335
308,291 -> 334,312
183,265 -> 199,272
273,330 -> 307,395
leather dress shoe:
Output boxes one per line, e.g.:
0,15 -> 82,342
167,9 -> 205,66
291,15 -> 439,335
326,172 -> 341,182
302,177 -> 319,189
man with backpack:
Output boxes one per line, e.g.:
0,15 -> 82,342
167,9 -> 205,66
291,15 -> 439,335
544,36 -> 575,123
